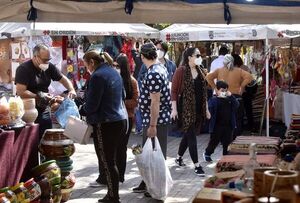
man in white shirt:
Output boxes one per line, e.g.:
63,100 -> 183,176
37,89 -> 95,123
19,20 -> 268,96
209,46 -> 229,73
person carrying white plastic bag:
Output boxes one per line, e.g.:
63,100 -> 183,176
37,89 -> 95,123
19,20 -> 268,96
135,137 -> 173,200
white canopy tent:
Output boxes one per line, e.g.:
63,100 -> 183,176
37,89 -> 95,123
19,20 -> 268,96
160,24 -> 300,136
0,22 -> 159,39
30,23 -> 160,39
160,24 -> 300,42
1,1 -> 300,24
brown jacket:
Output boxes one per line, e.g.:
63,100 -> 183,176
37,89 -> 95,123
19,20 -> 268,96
125,76 -> 139,118
206,67 -> 253,95
171,66 -> 207,101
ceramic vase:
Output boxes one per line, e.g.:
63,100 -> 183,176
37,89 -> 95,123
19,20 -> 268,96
22,98 -> 38,124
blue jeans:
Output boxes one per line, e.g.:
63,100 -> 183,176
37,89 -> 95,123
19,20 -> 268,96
135,109 -> 142,132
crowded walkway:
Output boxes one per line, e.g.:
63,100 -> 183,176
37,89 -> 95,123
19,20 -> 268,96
68,133 -> 222,203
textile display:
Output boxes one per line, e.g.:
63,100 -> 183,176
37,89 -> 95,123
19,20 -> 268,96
228,136 -> 281,155
0,124 -> 39,187
283,92 -> 300,127
216,154 -> 277,173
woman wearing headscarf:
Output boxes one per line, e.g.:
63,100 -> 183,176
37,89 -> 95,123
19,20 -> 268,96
81,50 -> 127,203
171,47 -> 210,176
206,54 -> 253,138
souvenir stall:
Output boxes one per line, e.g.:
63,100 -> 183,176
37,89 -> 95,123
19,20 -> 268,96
160,24 -> 300,203
0,22 -> 159,203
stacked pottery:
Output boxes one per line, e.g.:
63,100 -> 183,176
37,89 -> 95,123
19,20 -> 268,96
32,160 -> 61,203
0,187 -> 17,203
38,129 -> 76,202
22,98 -> 38,124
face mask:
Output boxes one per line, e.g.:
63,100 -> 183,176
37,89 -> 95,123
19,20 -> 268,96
156,50 -> 165,59
39,63 -> 49,71
115,68 -> 120,74
194,57 -> 203,66
218,91 -> 227,98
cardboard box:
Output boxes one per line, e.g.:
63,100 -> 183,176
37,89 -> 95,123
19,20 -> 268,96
193,188 -> 228,203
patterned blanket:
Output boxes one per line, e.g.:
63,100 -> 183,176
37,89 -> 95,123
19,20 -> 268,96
216,155 -> 277,172
228,136 -> 281,155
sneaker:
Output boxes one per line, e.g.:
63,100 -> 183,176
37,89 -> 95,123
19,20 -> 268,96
132,181 -> 147,193
194,166 -> 205,177
89,180 -> 106,188
175,157 -> 186,166
203,153 -> 213,162
144,192 -> 152,198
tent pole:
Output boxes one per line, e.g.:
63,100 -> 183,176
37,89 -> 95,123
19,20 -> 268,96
265,37 -> 270,137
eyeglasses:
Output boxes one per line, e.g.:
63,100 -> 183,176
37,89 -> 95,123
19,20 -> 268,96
193,54 -> 201,58
37,55 -> 51,63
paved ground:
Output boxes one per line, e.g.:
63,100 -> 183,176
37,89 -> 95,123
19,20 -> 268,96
67,132 -> 222,203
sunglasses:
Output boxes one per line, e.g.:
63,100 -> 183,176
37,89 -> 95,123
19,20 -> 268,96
113,63 -> 120,68
194,54 -> 201,58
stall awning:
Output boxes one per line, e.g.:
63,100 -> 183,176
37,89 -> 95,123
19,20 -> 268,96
1,1 -> 300,24
30,23 -> 159,38
160,24 -> 300,42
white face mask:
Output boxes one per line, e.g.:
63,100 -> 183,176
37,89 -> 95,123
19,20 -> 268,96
115,68 -> 120,74
39,63 -> 49,71
218,91 -> 227,98
194,57 -> 203,66
156,50 -> 165,59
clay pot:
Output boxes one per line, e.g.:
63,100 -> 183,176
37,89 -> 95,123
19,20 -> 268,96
32,160 -> 61,188
61,188 -> 73,202
263,170 -> 298,196
253,167 -> 277,198
39,129 -> 75,159
61,173 -> 75,189
22,98 -> 38,124
35,176 -> 51,200
24,178 -> 42,202
0,187 -> 17,203
10,182 -> 31,203
0,193 -> 10,203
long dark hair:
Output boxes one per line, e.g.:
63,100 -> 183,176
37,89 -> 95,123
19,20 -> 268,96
116,53 -> 133,99
182,47 -> 197,67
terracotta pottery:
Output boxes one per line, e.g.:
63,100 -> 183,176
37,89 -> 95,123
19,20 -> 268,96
253,167 -> 277,198
263,170 -> 298,196
22,98 -> 38,124
10,182 -> 31,203
61,188 -> 73,202
51,184 -> 62,203
39,129 -> 75,159
61,173 -> 76,189
0,187 -> 17,203
24,178 -> 42,202
34,176 -> 51,201
0,193 -> 10,203
32,160 -> 61,188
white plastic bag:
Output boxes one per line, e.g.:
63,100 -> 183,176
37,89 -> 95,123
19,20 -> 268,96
64,116 -> 93,144
135,137 -> 173,200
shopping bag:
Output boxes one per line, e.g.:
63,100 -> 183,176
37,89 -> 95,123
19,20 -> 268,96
135,137 -> 173,200
64,115 -> 93,144
54,98 -> 80,128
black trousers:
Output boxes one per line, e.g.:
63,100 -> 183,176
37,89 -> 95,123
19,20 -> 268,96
93,120 -> 126,199
36,108 -> 52,139
205,126 -> 233,156
178,125 -> 198,164
233,95 -> 244,139
142,125 -> 169,159
116,118 -> 133,182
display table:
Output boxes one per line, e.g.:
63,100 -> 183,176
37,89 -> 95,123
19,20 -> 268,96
283,92 -> 300,127
0,124 -> 39,188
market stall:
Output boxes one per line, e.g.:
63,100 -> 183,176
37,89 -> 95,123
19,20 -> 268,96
160,24 -> 300,136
